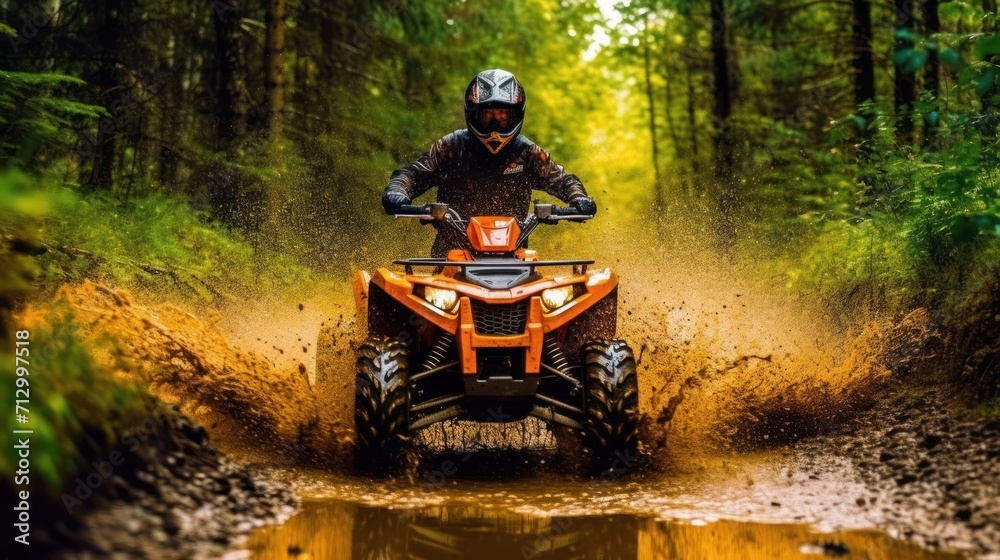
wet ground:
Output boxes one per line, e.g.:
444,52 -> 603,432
239,466 -> 964,560
245,499 -> 961,559
235,441 -> 974,560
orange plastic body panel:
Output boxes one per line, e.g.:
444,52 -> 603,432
514,248 -> 538,261
446,249 -> 472,262
353,270 -> 371,323
466,217 -> 521,252
444,249 -> 472,278
367,267 -> 618,376
457,296 -> 545,374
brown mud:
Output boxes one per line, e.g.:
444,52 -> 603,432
30,409 -> 296,560
791,387 -> 1000,557
245,499 -> 963,560
33,271 -> 897,469
25,282 -> 346,461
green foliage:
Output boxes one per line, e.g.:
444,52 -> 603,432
0,169 -> 320,301
0,319 -> 155,496
0,70 -> 104,167
0,171 -> 154,495
1,0 -> 1000,404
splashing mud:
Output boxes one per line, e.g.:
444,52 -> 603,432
21,228 -> 972,557
26,240 -> 927,472
22,204 -> 941,475
23,282 -> 341,460
588,232 -> 916,469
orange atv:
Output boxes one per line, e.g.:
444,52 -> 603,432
351,202 -> 637,475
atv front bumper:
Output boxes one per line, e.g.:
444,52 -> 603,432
457,295 -> 545,374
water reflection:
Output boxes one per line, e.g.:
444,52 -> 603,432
245,500 -> 963,560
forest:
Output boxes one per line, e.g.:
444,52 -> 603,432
5,0 -> 998,384
2,0 -> 1000,556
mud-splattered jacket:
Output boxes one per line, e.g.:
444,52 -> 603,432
384,129 -> 589,256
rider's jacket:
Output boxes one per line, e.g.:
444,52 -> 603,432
384,130 -> 588,257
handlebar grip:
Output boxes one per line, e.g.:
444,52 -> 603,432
398,204 -> 429,215
550,206 -> 579,216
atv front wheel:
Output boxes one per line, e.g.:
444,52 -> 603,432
582,339 -> 639,477
354,337 -> 410,475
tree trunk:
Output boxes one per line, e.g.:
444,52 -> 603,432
264,0 -> 287,137
211,0 -> 253,230
86,0 -> 123,192
686,58 -> 699,180
214,0 -> 249,146
663,60 -> 681,162
710,0 -> 733,124
710,0 -> 737,246
893,0 -> 916,139
923,0 -> 941,99
851,0 -> 876,109
158,48 -> 180,187
643,26 -> 662,203
923,0 -> 940,143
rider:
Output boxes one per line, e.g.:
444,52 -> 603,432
381,69 -> 597,257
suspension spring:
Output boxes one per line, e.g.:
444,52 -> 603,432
543,335 -> 573,377
420,333 -> 456,373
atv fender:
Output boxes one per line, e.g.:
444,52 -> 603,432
353,270 -> 371,334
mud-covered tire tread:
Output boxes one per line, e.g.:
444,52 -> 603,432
354,337 -> 409,475
582,339 -> 639,475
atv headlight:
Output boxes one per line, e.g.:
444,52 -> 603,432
541,285 -> 576,311
423,286 -> 458,312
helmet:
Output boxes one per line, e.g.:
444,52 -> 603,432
464,69 -> 526,154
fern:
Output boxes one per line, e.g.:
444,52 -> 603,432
0,70 -> 103,166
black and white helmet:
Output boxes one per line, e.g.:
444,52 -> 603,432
464,69 -> 526,154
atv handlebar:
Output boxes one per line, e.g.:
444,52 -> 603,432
396,204 -> 434,217
394,202 -> 592,251
532,203 -> 593,222
394,202 -> 593,223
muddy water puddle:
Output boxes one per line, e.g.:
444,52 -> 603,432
241,464 -> 966,560
244,499 -> 961,559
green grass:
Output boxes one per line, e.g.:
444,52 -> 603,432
0,319 -> 155,496
0,169 -> 324,302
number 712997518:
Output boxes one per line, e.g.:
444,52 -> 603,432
15,329 -> 30,419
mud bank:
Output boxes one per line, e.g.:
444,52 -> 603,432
30,408 -> 297,560
31,282 -> 347,459
789,387 -> 1000,558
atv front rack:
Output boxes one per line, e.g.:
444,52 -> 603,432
393,258 -> 594,274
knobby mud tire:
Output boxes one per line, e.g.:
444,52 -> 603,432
354,337 -> 410,475
582,339 -> 639,478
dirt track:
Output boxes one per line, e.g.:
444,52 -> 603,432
790,387 -> 1000,558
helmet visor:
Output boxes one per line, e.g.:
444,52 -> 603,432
475,107 -> 518,134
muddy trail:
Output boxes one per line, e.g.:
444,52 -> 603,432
26,249 -> 999,559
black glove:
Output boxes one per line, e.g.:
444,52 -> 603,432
382,191 -> 411,215
570,196 -> 597,216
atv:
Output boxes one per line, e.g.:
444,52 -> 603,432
347,202 -> 637,475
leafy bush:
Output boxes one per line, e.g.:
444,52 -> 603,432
0,319 -> 154,495
0,169 -> 322,301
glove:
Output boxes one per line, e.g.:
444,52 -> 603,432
570,196 -> 597,216
382,191 -> 411,215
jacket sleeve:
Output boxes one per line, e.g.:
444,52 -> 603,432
526,144 -> 587,202
384,134 -> 453,200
